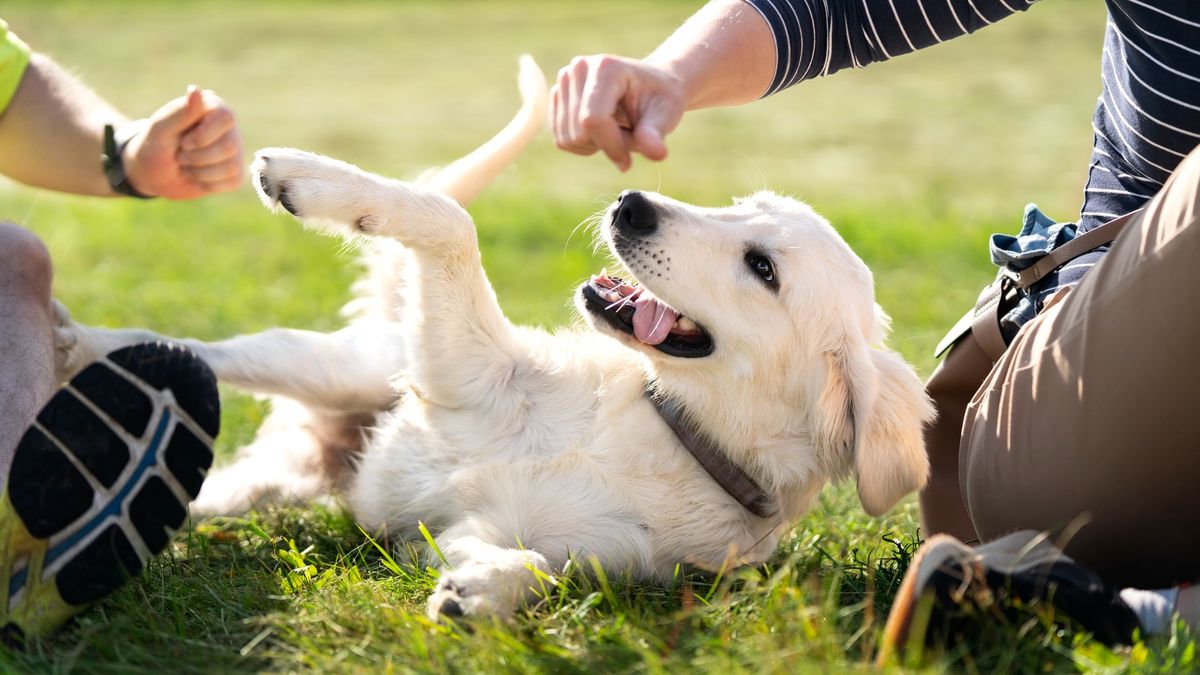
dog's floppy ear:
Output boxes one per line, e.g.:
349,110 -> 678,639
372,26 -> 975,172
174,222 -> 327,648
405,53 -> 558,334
812,334 -> 933,517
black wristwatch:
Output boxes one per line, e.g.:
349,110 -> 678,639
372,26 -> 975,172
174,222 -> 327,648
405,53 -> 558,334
101,121 -> 153,199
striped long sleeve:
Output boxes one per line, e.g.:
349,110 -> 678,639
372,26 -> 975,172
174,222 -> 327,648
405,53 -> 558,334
744,0 -> 1200,315
744,0 -> 1037,97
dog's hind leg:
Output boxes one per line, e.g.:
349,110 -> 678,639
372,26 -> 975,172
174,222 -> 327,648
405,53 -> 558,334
191,398 -> 370,516
172,323 -> 404,413
56,302 -> 403,414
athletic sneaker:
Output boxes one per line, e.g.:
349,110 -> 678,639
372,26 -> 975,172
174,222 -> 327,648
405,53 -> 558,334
0,343 -> 218,639
877,531 -> 1141,665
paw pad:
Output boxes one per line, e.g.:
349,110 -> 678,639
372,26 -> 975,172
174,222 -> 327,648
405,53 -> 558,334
355,215 -> 380,233
277,187 -> 299,216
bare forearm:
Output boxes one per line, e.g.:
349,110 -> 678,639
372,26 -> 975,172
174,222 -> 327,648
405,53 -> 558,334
0,54 -> 127,196
645,0 -> 776,110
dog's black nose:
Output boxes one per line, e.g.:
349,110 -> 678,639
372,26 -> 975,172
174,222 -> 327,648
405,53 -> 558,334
614,190 -> 657,235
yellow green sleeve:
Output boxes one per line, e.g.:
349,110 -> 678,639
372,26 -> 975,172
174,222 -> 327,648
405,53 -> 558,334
0,19 -> 31,116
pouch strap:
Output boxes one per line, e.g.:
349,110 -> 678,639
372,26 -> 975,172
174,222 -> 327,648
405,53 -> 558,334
969,280 -> 1010,362
1008,210 -> 1139,290
958,210 -> 1140,363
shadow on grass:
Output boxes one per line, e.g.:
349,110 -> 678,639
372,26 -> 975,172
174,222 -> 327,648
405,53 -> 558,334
0,507 -> 371,673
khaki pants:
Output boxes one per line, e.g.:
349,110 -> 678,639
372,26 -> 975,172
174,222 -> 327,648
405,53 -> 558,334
923,144 -> 1200,590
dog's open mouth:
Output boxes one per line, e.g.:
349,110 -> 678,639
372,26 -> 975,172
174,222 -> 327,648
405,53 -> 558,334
581,271 -> 714,358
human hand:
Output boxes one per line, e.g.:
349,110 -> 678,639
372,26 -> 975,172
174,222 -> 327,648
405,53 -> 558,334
551,55 -> 685,172
123,86 -> 244,199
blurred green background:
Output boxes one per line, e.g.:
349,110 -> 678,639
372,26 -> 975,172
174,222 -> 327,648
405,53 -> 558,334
0,2 -> 1132,672
3,0 -> 1101,368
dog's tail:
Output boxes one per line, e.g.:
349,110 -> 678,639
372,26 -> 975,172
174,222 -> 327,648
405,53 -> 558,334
425,55 -> 548,206
344,57 -> 547,323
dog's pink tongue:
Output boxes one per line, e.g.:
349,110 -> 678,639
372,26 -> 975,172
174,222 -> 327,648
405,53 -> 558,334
632,293 -> 678,345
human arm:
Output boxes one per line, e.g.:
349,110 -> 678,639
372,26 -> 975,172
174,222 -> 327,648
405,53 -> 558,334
553,0 -> 1038,170
0,46 -> 242,198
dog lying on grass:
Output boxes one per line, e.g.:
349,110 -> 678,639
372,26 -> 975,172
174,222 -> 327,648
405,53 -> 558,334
55,57 -> 933,619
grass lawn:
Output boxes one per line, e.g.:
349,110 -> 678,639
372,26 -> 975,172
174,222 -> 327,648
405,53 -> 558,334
0,0 -> 1194,672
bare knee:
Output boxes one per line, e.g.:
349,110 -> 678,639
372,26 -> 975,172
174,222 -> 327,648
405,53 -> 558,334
0,222 -> 53,301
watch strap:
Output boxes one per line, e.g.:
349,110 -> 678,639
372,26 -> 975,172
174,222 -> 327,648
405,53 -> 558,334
101,121 -> 153,199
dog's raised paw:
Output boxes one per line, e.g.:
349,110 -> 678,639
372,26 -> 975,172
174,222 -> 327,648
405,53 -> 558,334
253,159 -> 298,216
251,148 -> 386,234
251,150 -> 291,214
277,187 -> 298,216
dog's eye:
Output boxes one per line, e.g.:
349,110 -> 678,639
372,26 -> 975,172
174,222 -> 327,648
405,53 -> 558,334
745,253 -> 777,288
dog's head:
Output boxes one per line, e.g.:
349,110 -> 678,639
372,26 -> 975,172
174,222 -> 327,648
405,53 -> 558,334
576,190 -> 933,516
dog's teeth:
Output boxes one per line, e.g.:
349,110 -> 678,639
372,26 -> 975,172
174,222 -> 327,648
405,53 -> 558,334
593,276 -> 616,291
676,317 -> 699,332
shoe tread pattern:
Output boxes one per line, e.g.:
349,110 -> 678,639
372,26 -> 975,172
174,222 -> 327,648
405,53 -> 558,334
4,342 -> 219,613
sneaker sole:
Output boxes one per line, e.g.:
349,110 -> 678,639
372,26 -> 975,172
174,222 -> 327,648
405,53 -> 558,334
876,534 -> 978,667
877,533 -> 1139,665
0,342 -> 219,638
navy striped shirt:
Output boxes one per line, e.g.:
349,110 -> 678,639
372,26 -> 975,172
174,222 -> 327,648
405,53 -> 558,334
745,0 -> 1200,313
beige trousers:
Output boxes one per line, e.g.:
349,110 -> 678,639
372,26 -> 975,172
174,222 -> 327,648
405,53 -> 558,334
928,144 -> 1200,590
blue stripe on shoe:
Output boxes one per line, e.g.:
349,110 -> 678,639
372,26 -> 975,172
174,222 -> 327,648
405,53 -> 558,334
8,410 -> 173,600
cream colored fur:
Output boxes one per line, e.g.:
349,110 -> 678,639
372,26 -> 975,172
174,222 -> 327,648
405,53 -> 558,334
54,56 -> 933,620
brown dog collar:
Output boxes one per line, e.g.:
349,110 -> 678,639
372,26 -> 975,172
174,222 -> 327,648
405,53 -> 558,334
646,386 -> 779,519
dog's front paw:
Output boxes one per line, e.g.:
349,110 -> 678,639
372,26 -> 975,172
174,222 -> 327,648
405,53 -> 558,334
426,559 -> 555,621
251,148 -> 387,235
426,575 -> 482,620
426,567 -> 520,621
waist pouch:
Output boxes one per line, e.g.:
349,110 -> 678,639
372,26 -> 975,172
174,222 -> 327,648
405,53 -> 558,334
934,206 -> 1137,363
